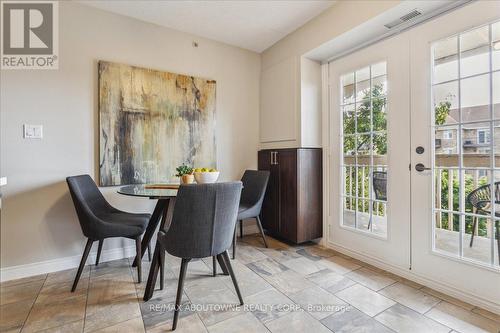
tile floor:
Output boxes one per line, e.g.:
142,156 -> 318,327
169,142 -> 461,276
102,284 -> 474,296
1,234 -> 499,333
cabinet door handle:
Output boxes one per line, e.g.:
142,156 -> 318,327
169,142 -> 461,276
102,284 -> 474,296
275,152 -> 278,165
270,152 -> 273,165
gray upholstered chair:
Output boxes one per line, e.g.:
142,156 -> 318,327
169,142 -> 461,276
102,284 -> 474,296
66,175 -> 150,291
232,170 -> 270,259
157,182 -> 243,331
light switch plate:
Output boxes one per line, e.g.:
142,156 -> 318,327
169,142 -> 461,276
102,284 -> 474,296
23,124 -> 43,139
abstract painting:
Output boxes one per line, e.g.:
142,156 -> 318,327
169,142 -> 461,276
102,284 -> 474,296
98,61 -> 216,186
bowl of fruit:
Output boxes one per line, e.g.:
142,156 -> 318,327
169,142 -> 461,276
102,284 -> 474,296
193,168 -> 219,184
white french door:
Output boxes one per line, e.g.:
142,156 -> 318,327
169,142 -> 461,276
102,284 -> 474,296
328,34 -> 411,269
327,1 -> 500,310
409,1 -> 500,310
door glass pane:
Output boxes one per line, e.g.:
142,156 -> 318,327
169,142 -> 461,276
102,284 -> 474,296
460,26 -> 489,77
460,74 -> 490,122
493,22 -> 500,71
355,67 -> 370,101
433,36 -> 458,84
432,21 -> 499,268
356,102 -> 371,133
343,196 -> 356,228
343,104 -> 355,135
433,81 -> 458,126
372,98 -> 387,131
342,73 -> 355,105
435,212 -> 460,256
494,72 -> 500,119
462,123 -> 491,168
341,62 -> 388,237
435,169 -> 459,212
435,127 -> 459,168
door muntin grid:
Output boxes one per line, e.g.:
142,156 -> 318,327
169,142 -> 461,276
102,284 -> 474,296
432,20 -> 500,268
341,62 -> 388,237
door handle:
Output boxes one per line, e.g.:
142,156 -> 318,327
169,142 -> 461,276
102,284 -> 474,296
415,163 -> 431,172
274,152 -> 278,165
270,152 -> 277,165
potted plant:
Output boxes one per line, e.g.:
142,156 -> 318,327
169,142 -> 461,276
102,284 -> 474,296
175,164 -> 194,184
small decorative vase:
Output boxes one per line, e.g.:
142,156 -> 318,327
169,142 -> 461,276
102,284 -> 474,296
181,174 -> 194,184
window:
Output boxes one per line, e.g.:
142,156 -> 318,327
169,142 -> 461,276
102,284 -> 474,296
442,130 -> 453,139
432,20 -> 500,267
477,129 -> 490,144
341,62 -> 387,237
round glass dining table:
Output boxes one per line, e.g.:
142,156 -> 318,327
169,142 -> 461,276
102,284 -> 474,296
117,184 -> 179,199
117,184 -> 179,301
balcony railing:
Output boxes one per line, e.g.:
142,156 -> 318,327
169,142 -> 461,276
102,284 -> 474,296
343,154 -> 498,238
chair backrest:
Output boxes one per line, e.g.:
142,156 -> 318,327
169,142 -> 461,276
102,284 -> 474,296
372,171 -> 387,201
466,181 -> 500,212
240,170 -> 270,210
66,175 -> 111,238
162,182 -> 242,258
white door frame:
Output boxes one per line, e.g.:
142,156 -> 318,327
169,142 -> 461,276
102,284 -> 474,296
322,1 -> 500,314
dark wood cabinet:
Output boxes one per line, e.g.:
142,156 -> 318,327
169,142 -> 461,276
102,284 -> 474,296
258,148 -> 322,244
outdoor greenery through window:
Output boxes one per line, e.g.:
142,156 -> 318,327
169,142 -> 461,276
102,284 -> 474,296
341,62 -> 388,237
432,20 -> 500,267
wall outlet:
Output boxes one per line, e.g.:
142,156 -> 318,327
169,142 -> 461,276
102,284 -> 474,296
23,124 -> 43,139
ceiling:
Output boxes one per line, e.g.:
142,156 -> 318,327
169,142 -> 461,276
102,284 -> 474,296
79,0 -> 335,53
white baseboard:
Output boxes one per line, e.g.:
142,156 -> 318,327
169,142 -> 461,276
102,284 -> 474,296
326,241 -> 500,315
0,245 -> 137,282
1,222 -> 259,283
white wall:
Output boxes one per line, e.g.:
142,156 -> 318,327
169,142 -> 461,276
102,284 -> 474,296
259,1 -> 399,150
0,2 -> 260,279
300,57 -> 322,148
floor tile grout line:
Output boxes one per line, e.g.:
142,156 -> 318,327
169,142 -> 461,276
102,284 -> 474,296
19,273 -> 48,332
373,300 -> 455,333
330,292 -> 398,333
424,299 -> 444,316
376,281 -> 443,313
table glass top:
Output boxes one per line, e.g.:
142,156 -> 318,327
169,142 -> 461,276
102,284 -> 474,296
117,184 -> 178,198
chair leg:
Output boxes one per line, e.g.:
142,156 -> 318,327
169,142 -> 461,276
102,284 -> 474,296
470,216 -> 478,247
135,236 -> 142,283
239,220 -> 243,238
221,251 -> 243,305
212,256 -> 217,276
256,216 -> 268,248
72,238 -> 93,292
232,225 -> 237,259
172,258 -> 190,331
147,244 -> 152,262
159,243 -> 165,290
95,240 -> 103,266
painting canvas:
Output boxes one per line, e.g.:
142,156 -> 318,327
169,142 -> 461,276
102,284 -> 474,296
98,61 -> 216,186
